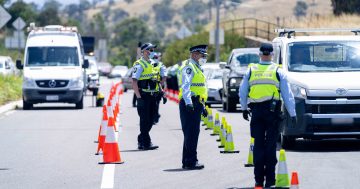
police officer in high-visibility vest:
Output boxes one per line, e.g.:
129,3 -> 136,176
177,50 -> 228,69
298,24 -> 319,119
132,42 -> 160,150
151,53 -> 167,124
239,43 -> 297,188
179,44 -> 209,170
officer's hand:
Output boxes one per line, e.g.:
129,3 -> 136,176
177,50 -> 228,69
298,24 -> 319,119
291,116 -> 297,126
137,98 -> 145,108
162,97 -> 167,104
186,104 -> 194,112
243,110 -> 250,121
202,108 -> 208,117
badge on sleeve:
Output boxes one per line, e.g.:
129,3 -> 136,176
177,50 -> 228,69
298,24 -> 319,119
133,67 -> 137,73
186,68 -> 192,74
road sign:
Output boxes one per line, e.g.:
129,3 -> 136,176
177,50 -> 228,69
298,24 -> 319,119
210,29 -> 224,45
0,6 -> 11,29
12,17 -> 26,30
5,37 -> 25,49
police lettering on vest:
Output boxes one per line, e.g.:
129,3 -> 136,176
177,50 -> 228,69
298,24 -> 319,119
248,63 -> 280,103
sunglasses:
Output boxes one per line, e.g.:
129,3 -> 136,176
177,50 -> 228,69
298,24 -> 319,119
146,49 -> 154,52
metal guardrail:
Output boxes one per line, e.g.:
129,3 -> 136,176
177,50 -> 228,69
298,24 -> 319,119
221,18 -> 280,41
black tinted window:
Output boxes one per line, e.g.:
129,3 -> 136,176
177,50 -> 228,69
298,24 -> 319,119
27,47 -> 79,66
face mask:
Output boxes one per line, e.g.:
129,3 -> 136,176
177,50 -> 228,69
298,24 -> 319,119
198,58 -> 207,65
149,52 -> 156,59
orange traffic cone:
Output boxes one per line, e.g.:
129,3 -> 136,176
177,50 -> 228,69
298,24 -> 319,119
99,113 -> 124,164
254,186 -> 263,189
107,100 -> 117,132
290,171 -> 300,189
96,105 -> 108,155
175,90 -> 180,104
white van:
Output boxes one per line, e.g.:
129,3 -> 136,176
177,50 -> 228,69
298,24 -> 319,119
16,24 -> 89,110
273,28 -> 360,148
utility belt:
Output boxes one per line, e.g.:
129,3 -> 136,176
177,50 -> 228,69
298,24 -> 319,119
138,79 -> 158,91
249,99 -> 282,114
180,95 -> 205,106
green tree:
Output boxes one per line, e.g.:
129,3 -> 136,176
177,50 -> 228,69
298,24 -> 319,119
163,32 -> 245,66
7,1 -> 38,27
181,0 -> 208,31
42,0 -> 61,11
111,18 -> 157,66
152,0 -> 175,25
293,1 -> 308,19
88,13 -> 107,38
37,7 -> 61,25
0,0 -> 10,6
331,0 -> 360,15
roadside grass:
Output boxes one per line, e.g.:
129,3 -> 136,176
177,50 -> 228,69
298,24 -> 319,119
0,75 -> 22,105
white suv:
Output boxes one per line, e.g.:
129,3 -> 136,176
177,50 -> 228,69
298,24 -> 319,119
273,28 -> 360,148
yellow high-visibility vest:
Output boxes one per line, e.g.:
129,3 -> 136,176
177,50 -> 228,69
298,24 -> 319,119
133,59 -> 159,92
178,60 -> 208,101
248,63 -> 280,103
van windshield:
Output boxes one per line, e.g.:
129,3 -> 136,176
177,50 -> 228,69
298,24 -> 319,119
27,47 -> 79,66
288,41 -> 360,72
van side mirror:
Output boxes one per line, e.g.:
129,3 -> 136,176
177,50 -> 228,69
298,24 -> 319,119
83,59 -> 89,69
219,62 -> 226,69
16,60 -> 23,70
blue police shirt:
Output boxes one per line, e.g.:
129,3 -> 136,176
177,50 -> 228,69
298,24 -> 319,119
239,60 -> 297,117
181,59 -> 202,105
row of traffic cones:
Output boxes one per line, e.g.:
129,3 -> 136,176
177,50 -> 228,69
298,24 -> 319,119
201,107 -> 300,188
95,82 -> 124,164
202,106 -> 239,153
164,89 -> 179,104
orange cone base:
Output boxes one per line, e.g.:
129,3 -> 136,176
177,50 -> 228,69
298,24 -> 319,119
101,143 -> 123,164
244,164 -> 254,167
96,136 -> 106,155
220,151 -> 240,153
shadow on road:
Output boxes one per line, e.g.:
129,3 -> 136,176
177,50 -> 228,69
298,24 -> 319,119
163,168 -> 192,172
121,149 -> 145,152
0,168 -> 10,171
288,139 -> 360,152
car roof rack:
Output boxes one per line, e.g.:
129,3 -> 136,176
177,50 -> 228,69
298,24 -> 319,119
275,28 -> 360,38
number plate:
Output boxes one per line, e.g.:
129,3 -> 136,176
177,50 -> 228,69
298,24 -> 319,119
46,95 -> 59,101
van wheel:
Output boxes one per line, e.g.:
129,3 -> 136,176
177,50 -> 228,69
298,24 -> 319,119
23,100 -> 33,110
75,97 -> 84,109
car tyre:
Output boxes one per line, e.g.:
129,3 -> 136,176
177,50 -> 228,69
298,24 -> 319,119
226,97 -> 237,112
75,97 -> 84,109
23,100 -> 33,110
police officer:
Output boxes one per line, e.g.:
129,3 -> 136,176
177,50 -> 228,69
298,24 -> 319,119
179,44 -> 208,170
239,43 -> 297,188
132,42 -> 160,150
151,52 -> 167,124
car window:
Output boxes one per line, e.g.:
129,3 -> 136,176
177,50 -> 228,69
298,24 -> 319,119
288,41 -> 360,72
231,53 -> 259,67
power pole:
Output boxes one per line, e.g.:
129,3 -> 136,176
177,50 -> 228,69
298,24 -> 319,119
215,0 -> 221,63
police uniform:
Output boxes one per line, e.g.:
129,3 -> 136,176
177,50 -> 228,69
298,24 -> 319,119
152,57 -> 167,124
239,43 -> 296,187
132,43 -> 160,150
179,45 -> 208,170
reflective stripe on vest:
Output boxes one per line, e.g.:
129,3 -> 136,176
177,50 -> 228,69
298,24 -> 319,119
178,60 -> 208,101
248,63 -> 280,103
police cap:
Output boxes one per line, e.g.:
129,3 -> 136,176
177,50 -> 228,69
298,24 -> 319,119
259,43 -> 273,56
141,43 -> 157,51
189,44 -> 208,55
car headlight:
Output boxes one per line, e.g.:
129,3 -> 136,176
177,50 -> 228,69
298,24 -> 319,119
229,78 -> 241,87
68,77 -> 84,89
23,77 -> 36,88
290,84 -> 307,99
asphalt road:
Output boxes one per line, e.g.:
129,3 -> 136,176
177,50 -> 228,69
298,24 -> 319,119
1,77 -> 360,189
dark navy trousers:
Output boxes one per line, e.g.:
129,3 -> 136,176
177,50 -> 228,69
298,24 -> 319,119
179,98 -> 203,166
250,101 -> 281,185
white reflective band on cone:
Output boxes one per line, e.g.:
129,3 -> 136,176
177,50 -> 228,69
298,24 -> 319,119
101,120 -> 107,135
222,129 -> 226,137
277,161 -> 288,174
215,120 -> 220,126
105,126 -> 117,143
226,133 -> 233,142
208,116 -> 213,122
107,106 -> 114,117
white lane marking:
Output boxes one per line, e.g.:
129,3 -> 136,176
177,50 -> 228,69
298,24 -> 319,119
100,164 -> 115,189
100,119 -> 121,189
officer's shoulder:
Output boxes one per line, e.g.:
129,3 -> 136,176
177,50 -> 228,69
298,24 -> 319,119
182,65 -> 193,75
